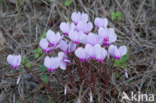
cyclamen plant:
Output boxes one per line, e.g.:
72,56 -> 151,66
7,11 -> 128,102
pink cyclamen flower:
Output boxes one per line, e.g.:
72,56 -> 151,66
85,44 -> 97,59
69,30 -> 85,44
81,33 -> 103,46
108,45 -> 127,60
44,56 -> 60,72
94,44 -> 108,62
98,28 -> 117,46
7,54 -> 21,69
94,17 -> 108,29
39,38 -> 59,53
71,12 -> 88,25
76,21 -> 93,34
46,30 -> 63,47
58,52 -> 70,70
75,47 -> 88,62
60,22 -> 75,36
59,40 -> 76,55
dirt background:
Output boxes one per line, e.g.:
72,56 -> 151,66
0,0 -> 156,103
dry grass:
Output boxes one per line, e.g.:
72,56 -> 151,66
0,0 -> 156,103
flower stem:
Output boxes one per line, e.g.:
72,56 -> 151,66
56,70 -> 72,101
72,52 -> 82,82
56,70 -> 65,86
98,62 -> 102,85
21,63 -> 55,95
103,60 -> 115,99
66,66 -> 75,87
93,62 -> 100,92
90,59 -> 93,90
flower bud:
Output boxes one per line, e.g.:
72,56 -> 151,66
17,74 -> 22,84
124,69 -> 128,78
138,91 -> 141,101
77,98 -> 81,103
64,84 -> 67,95
89,92 -> 93,102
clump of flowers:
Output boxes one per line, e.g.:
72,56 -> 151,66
7,11 -> 128,102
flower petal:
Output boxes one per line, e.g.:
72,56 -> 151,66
39,38 -> 48,51
44,56 -> 51,69
60,61 -> 67,70
96,35 -> 104,45
77,21 -> 84,32
69,30 -> 78,42
86,22 -> 93,32
98,27 -> 105,37
58,52 -> 65,60
103,18 -> 108,28
94,44 -> 101,56
59,40 -> 68,52
80,35 -> 88,44
60,22 -> 69,34
108,45 -> 115,57
54,57 -> 61,69
119,46 -> 127,56
94,18 -> 100,27
7,54 -> 13,65
109,33 -> 117,43
46,30 -> 56,44
71,12 -> 80,24
87,33 -> 97,46
16,55 -> 21,66
69,23 -> 75,31
82,13 -> 88,23
68,41 -> 76,52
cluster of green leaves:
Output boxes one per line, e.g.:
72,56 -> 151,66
34,48 -> 43,58
64,0 -> 73,6
111,11 -> 123,21
21,56 -> 31,68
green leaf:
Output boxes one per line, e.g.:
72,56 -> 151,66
21,56 -> 28,64
25,63 -> 31,68
38,64 -> 47,72
35,54 -> 40,58
48,96 -> 52,103
118,86 -> 122,90
116,12 -> 123,20
115,73 -> 120,79
37,48 -> 43,54
120,56 -> 129,63
24,56 -> 28,62
40,32 -> 46,40
114,60 -> 122,67
111,12 -> 116,16
111,12 -> 116,20
34,49 -> 38,53
117,16 -> 122,20
39,96 -> 46,103
64,0 -> 73,6
116,12 -> 123,16
40,74 -> 48,83
21,59 -> 25,64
